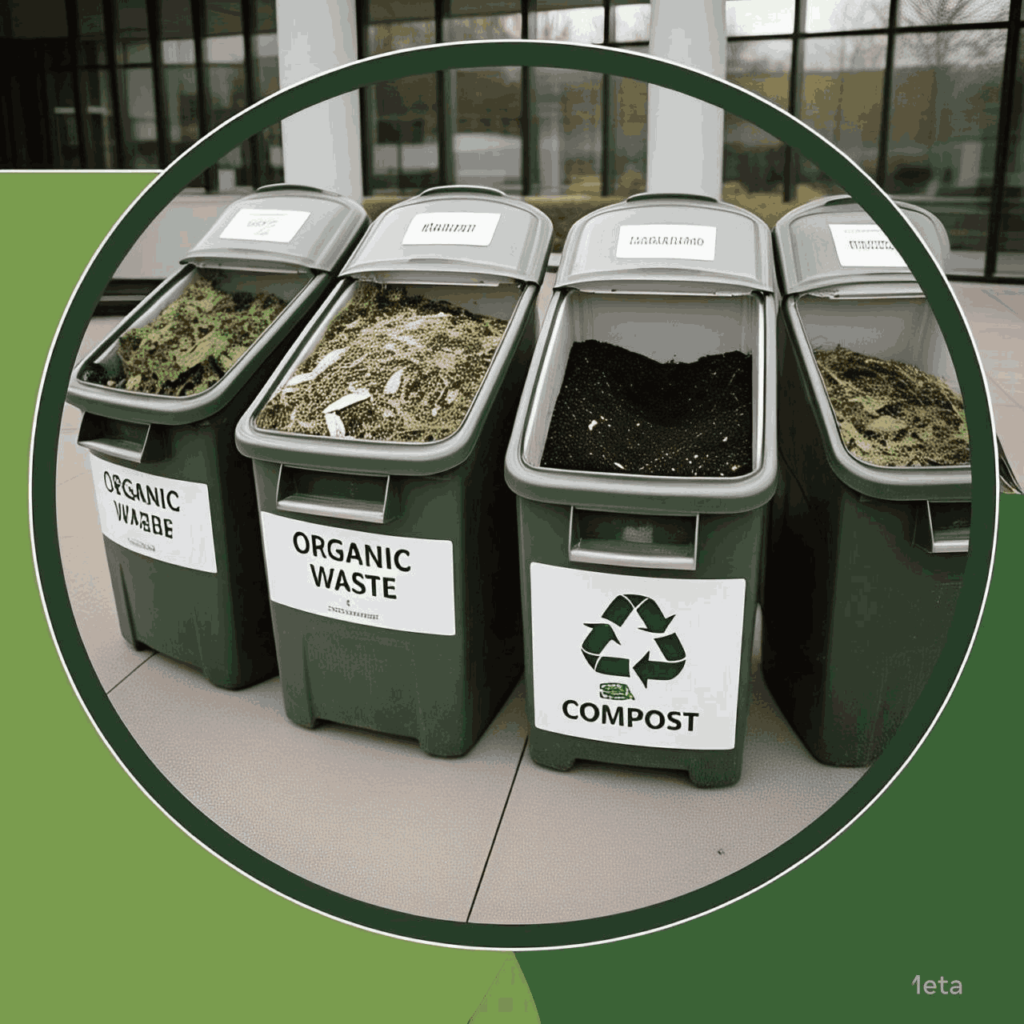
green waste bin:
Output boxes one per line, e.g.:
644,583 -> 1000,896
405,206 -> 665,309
763,195 -> 971,766
234,186 -> 553,756
505,194 -> 778,788
67,185 -> 369,689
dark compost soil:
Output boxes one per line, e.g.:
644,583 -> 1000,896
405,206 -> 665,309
541,339 -> 754,477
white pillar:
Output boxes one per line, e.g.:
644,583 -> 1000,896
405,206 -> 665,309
646,0 -> 726,199
275,0 -> 363,200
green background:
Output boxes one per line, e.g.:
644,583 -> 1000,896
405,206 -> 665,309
6,169 -> 1019,1019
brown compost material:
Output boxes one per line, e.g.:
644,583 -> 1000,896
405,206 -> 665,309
814,346 -> 970,467
541,339 -> 754,477
81,273 -> 286,396
255,283 -> 508,442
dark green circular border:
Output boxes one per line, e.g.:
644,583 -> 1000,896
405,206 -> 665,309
31,40 -> 997,949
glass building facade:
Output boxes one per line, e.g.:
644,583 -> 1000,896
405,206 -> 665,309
1,0 -> 1021,278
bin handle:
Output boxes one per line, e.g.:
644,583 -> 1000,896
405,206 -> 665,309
77,412 -> 163,465
275,464 -> 399,525
567,507 -> 699,572
625,192 -> 718,204
256,183 -> 334,196
417,185 -> 506,197
915,501 -> 970,555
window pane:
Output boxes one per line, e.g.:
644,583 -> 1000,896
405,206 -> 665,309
49,68 -> 82,167
804,0 -> 888,33
724,39 -> 791,197
800,34 -> 887,190
120,66 -> 159,167
445,12 -> 522,194
367,19 -> 435,54
203,1 -> 251,189
370,74 -> 441,194
82,67 -> 116,167
888,29 -> 1006,272
611,65 -> 648,195
897,0 -> 1010,27
529,3 -> 604,45
532,68 -> 602,194
116,0 -> 151,66
726,1 -> 795,37
255,0 -> 276,33
611,3 -> 651,45
997,27 -> 1023,276
77,0 -> 107,65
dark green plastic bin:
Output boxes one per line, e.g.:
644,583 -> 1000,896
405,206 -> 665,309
235,186 -> 554,756
505,194 -> 778,788
763,195 -> 971,766
67,185 -> 369,689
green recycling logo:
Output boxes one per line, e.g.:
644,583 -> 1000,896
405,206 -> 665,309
581,594 -> 687,700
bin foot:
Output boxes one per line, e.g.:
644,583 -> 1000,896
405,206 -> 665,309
529,742 -> 575,772
687,757 -> 741,789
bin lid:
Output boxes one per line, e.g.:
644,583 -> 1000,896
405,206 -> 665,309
554,193 -> 774,294
773,195 -> 949,296
340,186 -> 553,286
183,184 -> 369,274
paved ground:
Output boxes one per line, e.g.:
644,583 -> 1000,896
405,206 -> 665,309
53,279 -> 1022,925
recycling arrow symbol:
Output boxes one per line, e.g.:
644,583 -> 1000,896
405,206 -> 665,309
580,594 -> 687,688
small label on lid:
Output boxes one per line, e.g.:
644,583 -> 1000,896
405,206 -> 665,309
219,208 -> 311,244
616,224 -> 717,261
829,223 -> 908,268
402,212 -> 501,247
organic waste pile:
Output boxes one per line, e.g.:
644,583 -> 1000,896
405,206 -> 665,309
541,339 -> 753,477
814,346 -> 970,467
255,283 -> 507,442
80,273 -> 286,396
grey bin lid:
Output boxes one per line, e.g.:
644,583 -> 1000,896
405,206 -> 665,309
773,195 -> 949,296
555,193 -> 774,293
184,184 -> 370,274
341,186 -> 553,286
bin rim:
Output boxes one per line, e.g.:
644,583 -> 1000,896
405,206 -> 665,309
504,291 -> 779,516
234,277 -> 540,478
340,187 -> 553,287
782,294 -> 972,502
773,194 -> 950,297
65,267 -> 333,427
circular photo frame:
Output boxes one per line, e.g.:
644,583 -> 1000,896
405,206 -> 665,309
31,39 -> 998,950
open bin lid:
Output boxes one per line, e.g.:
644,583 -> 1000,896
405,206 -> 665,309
184,184 -> 369,274
340,186 -> 552,286
773,195 -> 949,296
555,193 -> 774,294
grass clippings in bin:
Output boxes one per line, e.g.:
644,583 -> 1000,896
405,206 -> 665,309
255,283 -> 508,442
814,346 -> 970,468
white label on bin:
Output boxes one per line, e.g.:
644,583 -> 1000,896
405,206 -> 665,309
89,455 -> 217,573
829,223 -> 908,268
616,224 -> 717,261
530,563 -> 746,750
219,208 -> 310,243
402,212 -> 501,247
259,512 -> 456,635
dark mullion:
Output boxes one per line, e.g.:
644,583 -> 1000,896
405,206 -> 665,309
984,0 -> 1022,278
521,0 -> 531,196
355,0 -> 373,195
63,0 -> 89,168
875,0 -> 899,191
100,0 -> 127,167
240,0 -> 264,188
438,2 -> 454,187
188,0 -> 215,191
146,0 -> 171,168
783,0 -> 806,202
730,20 -> 1013,46
601,0 -> 613,195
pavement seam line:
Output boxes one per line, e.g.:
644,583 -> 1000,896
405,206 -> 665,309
105,651 -> 157,695
465,730 -> 529,924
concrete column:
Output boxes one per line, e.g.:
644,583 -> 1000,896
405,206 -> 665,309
646,0 -> 726,199
275,0 -> 363,200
